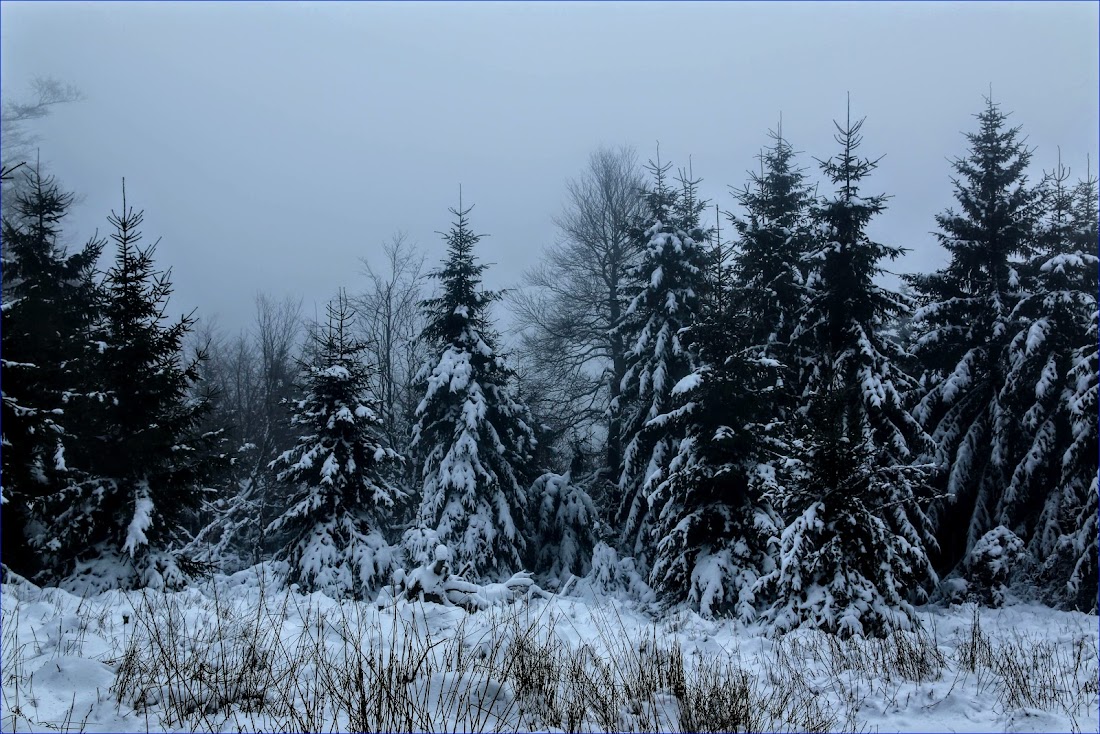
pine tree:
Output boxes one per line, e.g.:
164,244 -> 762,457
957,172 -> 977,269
1062,308 -> 1097,611
614,158 -> 712,564
0,168 -> 103,579
643,126 -> 818,621
406,201 -> 537,580
1042,171 -> 1098,610
728,124 -> 817,416
997,159 -> 1098,571
762,394 -> 936,637
761,107 -> 938,637
907,98 -> 1040,573
267,292 -> 402,598
39,185 -> 222,590
646,302 -> 782,620
527,470 -> 600,587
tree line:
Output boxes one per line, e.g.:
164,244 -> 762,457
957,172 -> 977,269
1,96 -> 1095,636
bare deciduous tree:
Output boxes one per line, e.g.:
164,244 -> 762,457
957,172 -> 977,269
353,232 -> 428,453
186,294 -> 303,568
511,145 -> 646,473
1,77 -> 82,218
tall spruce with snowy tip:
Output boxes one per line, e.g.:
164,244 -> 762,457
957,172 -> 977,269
1034,169 -> 1098,610
614,158 -> 712,565
761,106 -> 938,637
0,169 -> 103,579
997,160 -> 1098,582
407,201 -> 537,580
728,125 -> 817,418
906,98 -> 1040,574
39,186 -> 222,591
267,293 -> 402,598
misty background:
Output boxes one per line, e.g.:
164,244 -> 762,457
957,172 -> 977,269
2,0 -> 1097,334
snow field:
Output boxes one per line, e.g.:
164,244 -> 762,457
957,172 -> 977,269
2,567 -> 1097,733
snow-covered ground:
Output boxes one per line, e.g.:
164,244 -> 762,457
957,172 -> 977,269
2,566 -> 1097,733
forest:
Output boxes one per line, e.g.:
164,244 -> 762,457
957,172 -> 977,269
4,91 -> 1096,620
1,79 -> 1097,732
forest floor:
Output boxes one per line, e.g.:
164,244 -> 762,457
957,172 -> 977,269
2,566 -> 1097,733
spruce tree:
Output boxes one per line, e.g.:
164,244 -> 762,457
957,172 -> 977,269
647,301 -> 782,620
1042,171 -> 1098,610
1062,309 -> 1097,611
998,159 -> 1098,572
267,292 -> 402,598
406,202 -> 537,579
728,124 -> 817,416
40,186 -> 221,590
527,470 -> 600,587
644,125 -> 818,621
762,394 -> 935,637
761,107 -> 938,637
0,168 -> 102,579
907,98 -> 1040,573
614,158 -> 712,564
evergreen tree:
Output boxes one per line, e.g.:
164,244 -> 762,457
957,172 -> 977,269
761,394 -> 935,637
1040,171 -> 1098,610
647,302 -> 782,620
998,159 -> 1098,570
762,107 -> 938,637
0,168 -> 102,579
267,292 -> 402,598
39,186 -> 221,590
527,470 -> 600,588
728,124 -> 817,415
614,158 -> 712,564
406,202 -> 537,579
907,98 -> 1040,572
1061,307 -> 1097,611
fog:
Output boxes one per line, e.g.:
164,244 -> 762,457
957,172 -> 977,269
2,1 -> 1096,333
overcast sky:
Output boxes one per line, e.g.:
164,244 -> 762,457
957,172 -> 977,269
2,1 -> 1097,336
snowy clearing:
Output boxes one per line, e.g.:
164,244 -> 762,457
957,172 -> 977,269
2,568 -> 1097,733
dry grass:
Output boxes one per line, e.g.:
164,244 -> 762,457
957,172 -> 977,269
2,578 -> 1097,733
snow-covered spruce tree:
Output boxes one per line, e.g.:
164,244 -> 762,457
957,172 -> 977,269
527,470 -> 601,588
906,98 -> 1040,574
267,292 -> 402,598
406,202 -> 537,580
762,394 -> 937,637
614,159 -> 712,565
760,108 -> 938,637
997,159 -> 1098,579
643,126 -> 817,621
39,186 -> 223,591
0,169 -> 103,579
1039,171 -> 1098,611
728,124 -> 817,417
647,300 -> 783,620
1061,310 -> 1097,611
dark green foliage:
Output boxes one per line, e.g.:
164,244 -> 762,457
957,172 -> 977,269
765,107 -> 938,636
728,126 -> 816,416
408,203 -> 537,579
998,160 -> 1098,566
647,305 -> 781,620
267,293 -> 402,598
615,159 -> 713,562
760,392 -> 938,638
907,98 -> 1040,573
40,187 -> 223,589
0,169 -> 102,578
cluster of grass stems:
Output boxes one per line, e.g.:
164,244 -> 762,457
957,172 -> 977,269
2,577 -> 1097,733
